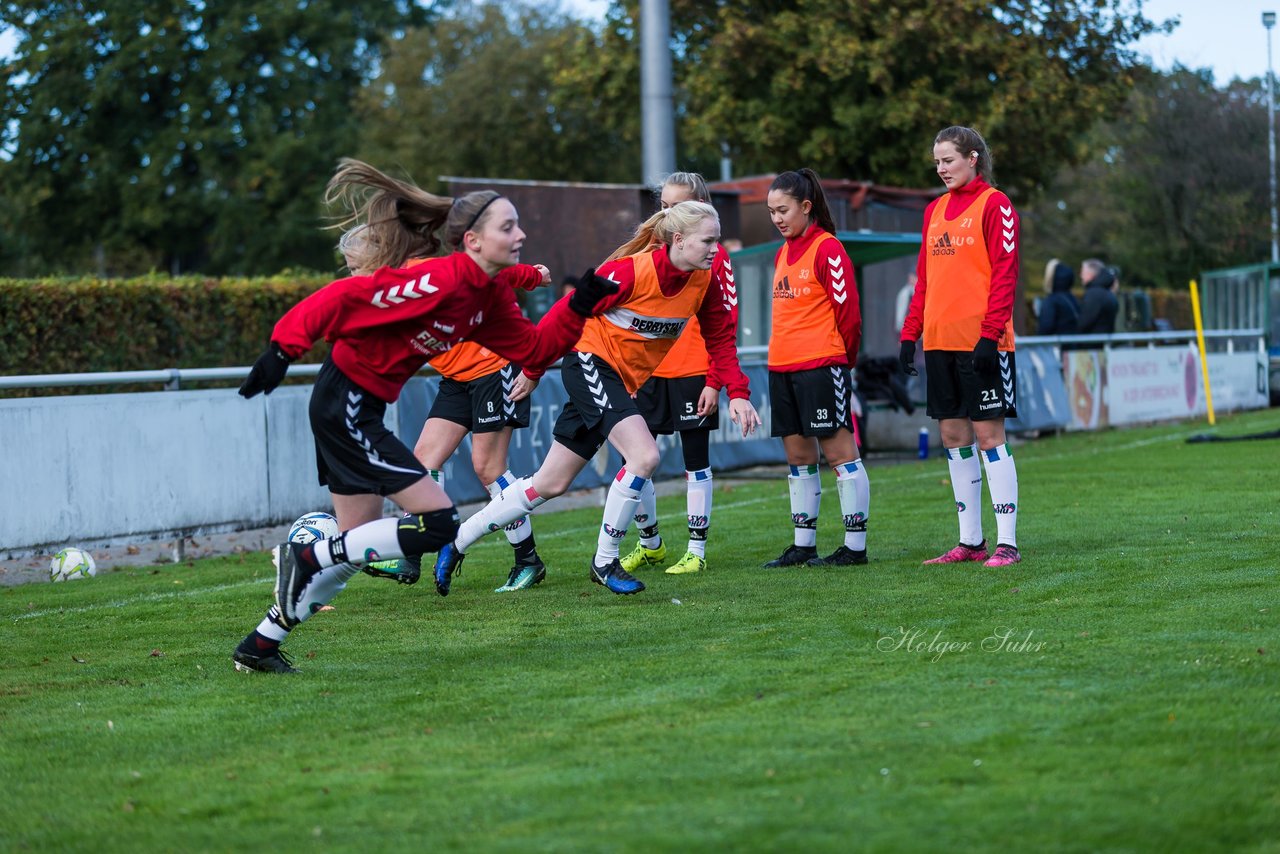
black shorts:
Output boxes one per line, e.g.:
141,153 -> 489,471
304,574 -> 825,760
634,374 -> 713,435
552,352 -> 642,459
428,364 -> 530,433
309,358 -> 428,496
924,349 -> 1018,421
769,366 -> 854,438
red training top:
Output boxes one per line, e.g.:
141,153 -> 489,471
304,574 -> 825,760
270,253 -> 583,403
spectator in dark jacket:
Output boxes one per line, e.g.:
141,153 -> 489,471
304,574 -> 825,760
1078,258 -> 1119,335
1038,259 -> 1079,335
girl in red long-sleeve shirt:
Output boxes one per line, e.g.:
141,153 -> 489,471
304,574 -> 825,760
763,168 -> 871,569
231,159 -> 614,673
434,201 -> 761,596
898,126 -> 1022,568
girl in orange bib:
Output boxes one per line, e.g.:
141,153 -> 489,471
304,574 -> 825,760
899,126 -> 1022,568
620,172 -> 748,577
763,168 -> 871,568
435,201 -> 761,596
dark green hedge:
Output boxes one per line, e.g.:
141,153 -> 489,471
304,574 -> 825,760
0,273 -> 332,396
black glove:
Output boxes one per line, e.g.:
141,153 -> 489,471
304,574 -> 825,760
972,337 -> 999,374
898,340 -> 918,376
239,342 -> 291,398
567,268 -> 620,317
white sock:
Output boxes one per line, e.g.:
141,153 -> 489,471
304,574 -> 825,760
981,443 -> 1018,548
329,517 -> 403,566
597,468 -> 646,564
293,562 -> 361,623
488,470 -> 533,549
945,443 -> 985,547
788,464 -> 821,548
634,478 -> 661,548
457,476 -> 546,552
686,468 -> 712,558
255,610 -> 289,641
833,460 -> 869,551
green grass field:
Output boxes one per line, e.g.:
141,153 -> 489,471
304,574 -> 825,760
4,410 -> 1278,852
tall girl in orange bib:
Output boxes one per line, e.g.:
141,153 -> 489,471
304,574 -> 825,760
899,126 -> 1022,568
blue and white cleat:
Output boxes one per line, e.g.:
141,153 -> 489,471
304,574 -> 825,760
589,558 -> 645,595
434,543 -> 465,597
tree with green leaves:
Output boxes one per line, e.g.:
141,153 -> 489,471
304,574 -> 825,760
1023,67 -> 1272,290
0,0 -> 438,276
555,0 -> 1165,196
351,2 -> 625,188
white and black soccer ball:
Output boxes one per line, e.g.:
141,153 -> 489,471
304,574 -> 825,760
288,512 -> 340,545
50,547 -> 97,582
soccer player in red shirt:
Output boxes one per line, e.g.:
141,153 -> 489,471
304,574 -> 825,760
231,159 -> 615,673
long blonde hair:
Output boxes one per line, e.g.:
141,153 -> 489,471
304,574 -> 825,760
607,201 -> 719,262
325,158 -> 506,273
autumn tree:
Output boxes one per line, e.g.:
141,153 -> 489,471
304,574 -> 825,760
555,0 -> 1165,195
1023,67 -> 1272,289
0,0 -> 438,276
352,2 -> 625,187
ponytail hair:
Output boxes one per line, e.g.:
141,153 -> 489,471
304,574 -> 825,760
607,201 -> 719,262
769,168 -> 836,235
325,158 -> 508,272
660,171 -> 710,203
934,125 -> 994,185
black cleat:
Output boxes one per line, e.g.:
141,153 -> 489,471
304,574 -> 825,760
233,647 -> 300,674
808,545 -> 868,566
273,542 -> 319,627
764,544 -> 819,568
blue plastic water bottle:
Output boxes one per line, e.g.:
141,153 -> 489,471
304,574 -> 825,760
918,426 -> 929,460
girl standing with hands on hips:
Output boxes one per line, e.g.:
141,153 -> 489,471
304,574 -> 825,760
899,126 -> 1022,568
763,168 -> 870,568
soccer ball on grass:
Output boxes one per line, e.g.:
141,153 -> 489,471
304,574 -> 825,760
50,547 -> 97,582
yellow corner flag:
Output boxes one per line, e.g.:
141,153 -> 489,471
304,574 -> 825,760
1188,279 -> 1215,426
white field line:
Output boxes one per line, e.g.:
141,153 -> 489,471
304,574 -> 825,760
11,578 -> 271,622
